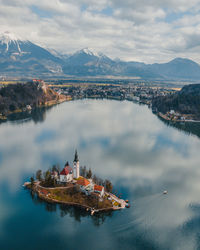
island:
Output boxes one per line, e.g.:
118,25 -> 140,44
24,150 -> 128,215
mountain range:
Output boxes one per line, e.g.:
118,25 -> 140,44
1,31 -> 200,80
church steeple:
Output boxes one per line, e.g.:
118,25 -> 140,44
74,149 -> 79,162
65,161 -> 69,166
73,149 -> 80,179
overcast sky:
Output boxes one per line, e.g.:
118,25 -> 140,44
0,0 -> 200,63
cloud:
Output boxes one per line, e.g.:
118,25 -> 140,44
0,0 -> 200,63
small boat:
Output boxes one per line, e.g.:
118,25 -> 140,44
125,199 -> 129,203
163,190 -> 168,195
126,204 -> 130,208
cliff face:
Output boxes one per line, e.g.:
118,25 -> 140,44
152,84 -> 200,118
0,81 -> 66,115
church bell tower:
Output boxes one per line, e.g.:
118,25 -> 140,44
73,150 -> 80,179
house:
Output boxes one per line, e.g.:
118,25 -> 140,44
94,184 -> 105,197
59,162 -> 73,183
76,177 -> 105,197
77,177 -> 90,187
77,177 -> 91,194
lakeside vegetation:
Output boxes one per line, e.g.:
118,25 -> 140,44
152,84 -> 200,120
0,81 -> 66,117
32,165 -> 113,193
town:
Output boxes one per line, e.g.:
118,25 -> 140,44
50,82 -> 199,122
25,150 -> 129,215
1,79 -> 197,123
50,82 -> 177,106
0,79 -> 177,106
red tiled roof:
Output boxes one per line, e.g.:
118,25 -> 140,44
40,189 -> 49,195
60,166 -> 73,175
94,185 -> 104,192
77,177 -> 90,186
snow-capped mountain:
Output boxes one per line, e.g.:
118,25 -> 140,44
1,32 -> 200,79
0,31 -> 25,54
66,47 -> 112,64
0,31 -> 63,77
62,47 -> 117,76
77,48 -> 105,58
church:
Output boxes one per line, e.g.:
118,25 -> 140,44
54,150 -> 104,197
58,150 -> 80,183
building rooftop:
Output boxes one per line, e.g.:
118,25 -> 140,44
60,166 -> 73,175
77,177 -> 90,186
94,184 -> 104,192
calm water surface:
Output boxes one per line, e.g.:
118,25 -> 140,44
0,99 -> 200,250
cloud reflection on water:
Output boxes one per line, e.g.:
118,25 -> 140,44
0,99 -> 200,249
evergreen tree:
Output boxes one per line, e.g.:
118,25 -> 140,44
30,176 -> 35,188
105,179 -> 113,192
86,168 -> 92,179
36,169 -> 42,181
82,166 -> 86,177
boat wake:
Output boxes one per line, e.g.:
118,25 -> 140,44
114,193 -> 165,233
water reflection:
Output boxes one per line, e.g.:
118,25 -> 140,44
0,105 -> 55,125
1,100 -> 200,139
157,115 -> 200,139
29,189 -> 113,226
0,100 -> 200,250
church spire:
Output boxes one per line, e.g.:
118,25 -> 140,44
65,161 -> 69,166
74,149 -> 79,162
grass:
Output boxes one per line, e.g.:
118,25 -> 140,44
42,187 -> 113,209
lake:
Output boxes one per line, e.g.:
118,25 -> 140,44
0,99 -> 200,250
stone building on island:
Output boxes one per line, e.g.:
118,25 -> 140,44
59,162 -> 73,182
52,150 -> 105,197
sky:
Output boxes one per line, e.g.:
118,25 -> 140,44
0,0 -> 200,63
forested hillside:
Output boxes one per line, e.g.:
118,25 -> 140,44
0,82 -> 61,115
152,84 -> 200,118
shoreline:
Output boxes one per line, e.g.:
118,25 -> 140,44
25,182 -> 126,214
0,96 -> 71,121
2,96 -> 200,126
37,191 -> 117,214
157,112 -> 200,123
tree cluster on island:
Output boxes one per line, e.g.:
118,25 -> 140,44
31,164 -> 113,193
